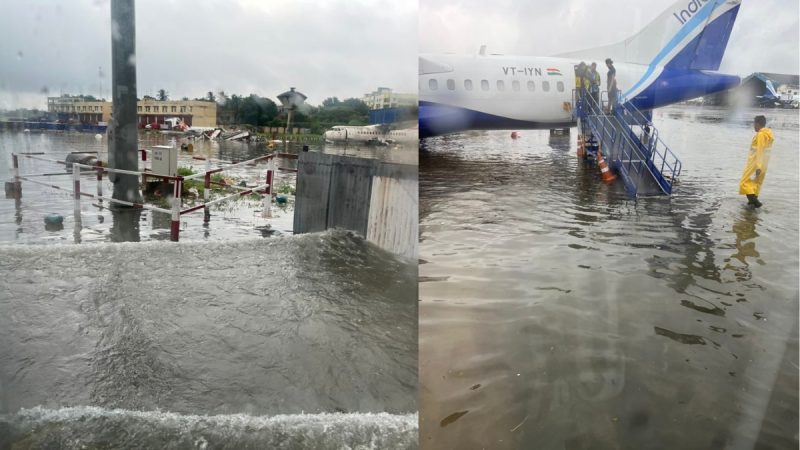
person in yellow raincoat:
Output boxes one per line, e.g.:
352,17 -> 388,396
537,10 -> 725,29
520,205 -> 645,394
739,115 -> 774,208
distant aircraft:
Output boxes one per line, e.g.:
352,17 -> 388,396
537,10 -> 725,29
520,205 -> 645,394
419,0 -> 743,138
323,124 -> 418,145
755,79 -> 798,108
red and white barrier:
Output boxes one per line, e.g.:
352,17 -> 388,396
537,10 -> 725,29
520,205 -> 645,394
10,150 -> 299,241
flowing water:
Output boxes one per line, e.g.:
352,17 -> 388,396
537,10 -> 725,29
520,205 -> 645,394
0,232 -> 417,448
419,106 -> 799,449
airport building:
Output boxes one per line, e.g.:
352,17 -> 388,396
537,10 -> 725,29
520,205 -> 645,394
47,95 -> 218,127
362,87 -> 417,110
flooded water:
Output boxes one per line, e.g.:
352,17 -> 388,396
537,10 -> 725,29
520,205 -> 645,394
0,131 -> 416,245
419,106 -> 799,449
0,231 -> 417,448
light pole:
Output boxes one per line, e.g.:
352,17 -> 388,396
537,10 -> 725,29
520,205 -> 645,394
109,0 -> 141,205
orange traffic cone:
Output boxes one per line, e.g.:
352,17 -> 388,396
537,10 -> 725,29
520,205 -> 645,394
597,149 -> 616,182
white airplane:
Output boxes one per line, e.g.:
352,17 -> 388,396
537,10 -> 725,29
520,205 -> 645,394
323,124 -> 418,145
419,0 -> 742,138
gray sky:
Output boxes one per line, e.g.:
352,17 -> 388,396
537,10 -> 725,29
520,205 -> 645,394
0,0 -> 417,110
420,0 -> 799,76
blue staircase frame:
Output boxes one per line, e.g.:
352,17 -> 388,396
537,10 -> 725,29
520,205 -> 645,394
573,89 -> 682,196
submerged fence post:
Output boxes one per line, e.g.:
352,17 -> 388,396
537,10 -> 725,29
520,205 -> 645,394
171,177 -> 182,241
9,154 -> 22,197
203,158 -> 211,222
72,163 -> 81,216
263,156 -> 274,218
109,0 -> 142,207
95,161 -> 103,206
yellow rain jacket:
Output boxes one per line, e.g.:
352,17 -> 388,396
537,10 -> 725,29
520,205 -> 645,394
739,127 -> 774,196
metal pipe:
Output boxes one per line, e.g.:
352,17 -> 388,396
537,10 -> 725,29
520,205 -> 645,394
109,0 -> 142,206
184,183 -> 270,214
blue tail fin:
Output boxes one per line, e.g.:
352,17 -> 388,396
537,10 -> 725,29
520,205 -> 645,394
666,1 -> 741,70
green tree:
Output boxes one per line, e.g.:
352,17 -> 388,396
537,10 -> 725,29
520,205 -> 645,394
322,97 -> 341,108
157,89 -> 169,101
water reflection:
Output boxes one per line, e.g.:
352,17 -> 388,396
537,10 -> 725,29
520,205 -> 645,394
73,209 -> 82,244
729,208 -> 761,265
548,133 -> 571,151
109,208 -> 141,242
419,110 -> 798,448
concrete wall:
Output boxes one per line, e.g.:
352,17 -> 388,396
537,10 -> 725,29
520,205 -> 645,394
294,151 -> 417,259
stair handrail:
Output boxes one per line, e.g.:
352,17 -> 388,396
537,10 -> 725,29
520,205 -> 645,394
617,93 -> 683,182
577,88 -> 673,195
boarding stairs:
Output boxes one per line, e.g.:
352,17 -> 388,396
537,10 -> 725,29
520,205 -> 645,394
573,89 -> 682,196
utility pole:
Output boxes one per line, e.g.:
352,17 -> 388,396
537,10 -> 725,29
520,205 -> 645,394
109,0 -> 142,205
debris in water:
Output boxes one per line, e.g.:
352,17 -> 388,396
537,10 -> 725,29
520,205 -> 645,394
440,410 -> 469,428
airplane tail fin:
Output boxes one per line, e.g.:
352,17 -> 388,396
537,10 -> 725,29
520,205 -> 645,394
555,0 -> 741,71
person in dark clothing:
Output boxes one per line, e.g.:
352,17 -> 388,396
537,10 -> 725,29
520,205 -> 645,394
605,58 -> 618,113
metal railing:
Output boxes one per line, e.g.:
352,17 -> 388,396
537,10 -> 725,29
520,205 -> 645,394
573,88 -> 681,196
9,150 -> 298,241
574,89 -> 665,196
616,93 -> 682,191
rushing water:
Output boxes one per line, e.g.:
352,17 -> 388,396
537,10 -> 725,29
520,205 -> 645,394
0,231 -> 417,448
419,106 -> 798,449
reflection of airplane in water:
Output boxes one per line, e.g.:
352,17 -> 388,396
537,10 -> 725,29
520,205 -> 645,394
323,124 -> 418,145
419,0 -> 743,137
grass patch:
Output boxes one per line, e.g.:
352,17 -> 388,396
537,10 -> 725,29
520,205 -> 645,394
276,181 -> 296,195
176,166 -> 236,197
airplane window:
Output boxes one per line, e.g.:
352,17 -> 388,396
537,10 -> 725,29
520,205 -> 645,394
527,81 -> 535,91
542,81 -> 550,92
447,79 -> 455,90
429,79 -> 438,90
464,80 -> 473,91
481,80 -> 489,91
512,80 -> 520,91
497,80 -> 505,91
557,81 -> 564,92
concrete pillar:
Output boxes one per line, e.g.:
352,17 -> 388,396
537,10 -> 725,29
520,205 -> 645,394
108,0 -> 142,205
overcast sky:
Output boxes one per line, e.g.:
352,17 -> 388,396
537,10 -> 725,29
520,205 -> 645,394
0,0 -> 417,109
420,0 -> 799,76
2,1 -> 797,111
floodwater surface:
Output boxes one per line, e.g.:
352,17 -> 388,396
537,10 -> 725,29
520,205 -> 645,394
0,131 -> 416,244
0,131 -> 418,448
419,106 -> 798,449
0,232 -> 417,448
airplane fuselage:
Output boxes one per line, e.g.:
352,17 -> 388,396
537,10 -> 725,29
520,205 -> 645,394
324,125 -> 417,144
419,54 -> 738,138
